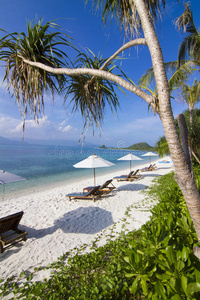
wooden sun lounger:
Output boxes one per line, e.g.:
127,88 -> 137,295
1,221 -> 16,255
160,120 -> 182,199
0,211 -> 27,253
67,185 -> 101,202
83,179 -> 116,195
114,169 -> 142,182
114,170 -> 135,181
99,179 -> 116,194
141,164 -> 157,172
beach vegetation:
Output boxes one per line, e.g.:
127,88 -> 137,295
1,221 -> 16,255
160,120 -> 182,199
1,170 -> 200,299
155,108 -> 200,163
183,109 -> 200,164
179,79 -> 200,131
155,136 -> 170,158
1,1 -> 200,255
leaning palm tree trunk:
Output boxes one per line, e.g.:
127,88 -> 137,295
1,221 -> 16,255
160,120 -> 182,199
134,0 -> 200,253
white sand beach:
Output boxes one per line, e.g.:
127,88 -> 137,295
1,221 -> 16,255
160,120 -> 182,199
0,158 -> 174,284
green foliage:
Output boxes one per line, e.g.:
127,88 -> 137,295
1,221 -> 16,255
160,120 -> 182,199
176,3 -> 200,66
155,136 -> 170,157
123,172 -> 200,299
155,108 -> 200,159
128,142 -> 154,151
183,108 -> 200,156
1,171 -> 200,299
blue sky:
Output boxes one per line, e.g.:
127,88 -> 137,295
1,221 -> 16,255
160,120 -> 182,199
0,0 -> 200,148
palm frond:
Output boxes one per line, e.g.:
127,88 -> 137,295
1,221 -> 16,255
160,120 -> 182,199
64,51 -> 120,141
168,61 -> 194,91
138,67 -> 155,87
176,3 -> 200,65
155,136 -> 170,157
180,79 -> 200,109
86,0 -> 173,38
0,18 -> 75,137
175,3 -> 197,35
139,60 -> 194,94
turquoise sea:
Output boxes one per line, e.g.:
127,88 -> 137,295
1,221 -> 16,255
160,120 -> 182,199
0,144 -> 157,197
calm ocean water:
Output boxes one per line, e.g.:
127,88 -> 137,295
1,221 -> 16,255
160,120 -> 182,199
0,144 -> 155,197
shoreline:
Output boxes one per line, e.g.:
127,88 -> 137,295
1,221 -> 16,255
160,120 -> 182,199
0,157 -> 173,286
2,156 -> 159,201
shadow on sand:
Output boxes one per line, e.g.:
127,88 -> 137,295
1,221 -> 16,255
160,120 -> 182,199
21,206 -> 114,241
117,183 -> 148,191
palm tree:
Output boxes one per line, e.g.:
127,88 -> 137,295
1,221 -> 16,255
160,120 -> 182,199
1,1 -> 200,252
180,79 -> 200,130
139,60 -> 194,93
0,18 -> 73,135
139,64 -> 200,165
138,60 -> 195,117
155,109 -> 200,164
155,136 -> 170,158
175,2 -> 200,67
183,109 -> 200,164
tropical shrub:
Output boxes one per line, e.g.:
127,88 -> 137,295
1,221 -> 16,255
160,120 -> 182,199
1,171 -> 200,299
123,172 -> 200,299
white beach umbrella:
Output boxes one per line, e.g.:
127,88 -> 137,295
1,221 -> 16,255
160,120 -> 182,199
73,154 -> 114,186
118,153 -> 143,172
0,169 -> 26,199
141,152 -> 158,164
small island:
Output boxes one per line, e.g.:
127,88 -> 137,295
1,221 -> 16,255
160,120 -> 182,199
99,142 -> 155,152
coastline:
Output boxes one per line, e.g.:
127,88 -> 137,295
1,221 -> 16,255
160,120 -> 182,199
1,155 -> 159,200
0,157 -> 173,286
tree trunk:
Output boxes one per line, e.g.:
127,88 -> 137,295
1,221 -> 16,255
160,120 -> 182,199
189,105 -> 193,132
177,114 -> 192,174
134,0 -> 200,251
192,150 -> 200,165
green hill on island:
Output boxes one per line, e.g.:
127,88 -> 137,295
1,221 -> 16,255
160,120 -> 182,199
99,142 -> 155,151
128,142 -> 154,151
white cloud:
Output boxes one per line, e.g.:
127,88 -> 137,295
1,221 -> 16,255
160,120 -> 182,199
9,116 -> 49,133
62,125 -> 72,133
58,120 -> 67,127
0,114 -> 77,141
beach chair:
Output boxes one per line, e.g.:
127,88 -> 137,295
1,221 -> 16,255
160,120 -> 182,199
141,164 -> 157,172
140,164 -> 152,172
114,170 -> 134,181
151,164 -> 157,170
66,185 -> 102,202
114,169 -> 142,182
132,169 -> 143,180
99,179 -> 116,194
0,211 -> 27,253
83,179 -> 116,195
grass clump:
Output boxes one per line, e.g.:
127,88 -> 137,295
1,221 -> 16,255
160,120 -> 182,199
1,170 -> 200,299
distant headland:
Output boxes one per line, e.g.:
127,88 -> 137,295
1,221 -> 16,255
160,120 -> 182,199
99,142 -> 155,151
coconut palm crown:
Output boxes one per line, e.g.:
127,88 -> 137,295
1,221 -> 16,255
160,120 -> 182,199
0,18 -> 73,132
64,51 -> 120,142
87,0 -> 168,38
175,2 -> 200,67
